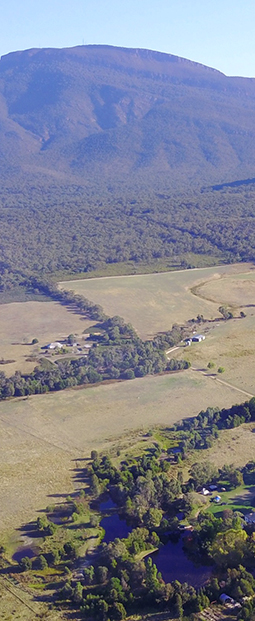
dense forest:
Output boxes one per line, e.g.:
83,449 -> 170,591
0,181 -> 255,284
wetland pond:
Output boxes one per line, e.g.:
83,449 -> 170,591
100,501 -> 211,588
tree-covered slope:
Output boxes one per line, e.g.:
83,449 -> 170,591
1,44 -> 255,189
1,45 -> 255,277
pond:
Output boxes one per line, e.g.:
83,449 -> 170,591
150,534 -> 212,588
13,546 -> 38,563
100,512 -> 131,543
99,497 -> 116,512
99,498 -> 211,587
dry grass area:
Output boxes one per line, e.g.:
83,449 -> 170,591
0,576 -> 65,620
204,423 -> 255,470
195,271 -> 255,307
0,577 -> 58,621
175,306 -> 255,395
0,369 -> 246,539
60,264 -> 251,339
0,300 -> 92,375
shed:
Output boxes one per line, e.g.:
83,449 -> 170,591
220,593 -> 235,605
202,488 -> 210,496
245,512 -> 255,524
46,342 -> 62,350
209,485 -> 217,491
214,495 -> 221,503
192,334 -> 205,343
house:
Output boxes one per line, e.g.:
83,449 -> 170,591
245,512 -> 255,524
214,495 -> 221,503
192,334 -> 205,343
185,339 -> 192,346
46,342 -> 62,350
202,488 -> 210,496
220,593 -> 235,606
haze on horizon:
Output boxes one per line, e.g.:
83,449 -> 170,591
2,0 -> 255,78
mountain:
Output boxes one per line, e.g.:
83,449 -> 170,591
1,45 -> 255,278
1,44 -> 255,192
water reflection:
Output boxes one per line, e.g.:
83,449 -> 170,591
101,512 -> 131,543
151,535 -> 211,588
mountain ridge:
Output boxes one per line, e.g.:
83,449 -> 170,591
1,44 -> 255,194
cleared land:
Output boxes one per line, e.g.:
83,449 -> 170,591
1,262 -> 255,539
59,263 -> 252,339
0,300 -> 92,375
61,263 -> 255,393
0,369 -> 250,539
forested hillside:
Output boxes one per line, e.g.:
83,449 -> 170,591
1,45 -> 255,278
1,181 -> 255,280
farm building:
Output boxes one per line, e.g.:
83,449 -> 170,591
220,594 -> 235,606
214,495 -> 221,503
245,512 -> 255,524
46,342 -> 62,350
202,488 -> 210,496
192,334 -> 205,343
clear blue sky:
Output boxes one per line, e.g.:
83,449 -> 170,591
2,0 -> 255,77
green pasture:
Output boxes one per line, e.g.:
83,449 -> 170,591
208,483 -> 255,517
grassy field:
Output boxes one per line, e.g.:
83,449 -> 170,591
0,575 -> 64,621
1,262 -> 255,620
59,263 -> 252,339
0,369 -> 250,540
60,262 -> 255,393
0,300 -> 92,375
1,262 -> 255,539
194,270 -> 255,308
175,308 -> 255,394
208,484 -> 255,517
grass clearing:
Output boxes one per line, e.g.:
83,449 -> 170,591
0,575 -> 64,620
0,300 -> 92,375
0,369 -> 248,538
59,263 -> 252,339
174,308 -> 255,394
208,484 -> 255,517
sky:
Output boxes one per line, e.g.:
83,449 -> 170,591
2,0 -> 255,77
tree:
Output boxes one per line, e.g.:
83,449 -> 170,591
210,528 -> 247,567
190,462 -> 218,489
91,449 -> 98,460
37,554 -> 48,570
219,306 -> 233,320
175,593 -> 183,619
19,556 -> 32,571
67,334 -> 75,345
83,565 -> 95,584
111,601 -> 127,620
122,369 -> 135,380
144,508 -> 163,528
218,366 -> 225,373
97,565 -> 108,583
73,581 -> 83,604
31,338 -> 39,344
